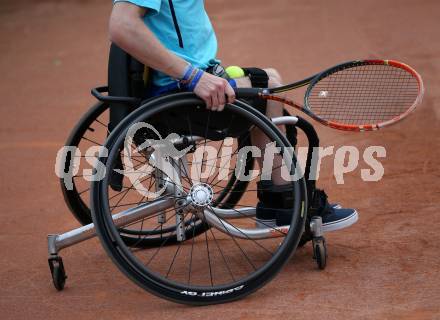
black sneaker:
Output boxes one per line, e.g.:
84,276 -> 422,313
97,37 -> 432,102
311,189 -> 358,232
255,200 -> 358,230
321,206 -> 358,232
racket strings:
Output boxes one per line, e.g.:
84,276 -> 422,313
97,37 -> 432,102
307,64 -> 419,125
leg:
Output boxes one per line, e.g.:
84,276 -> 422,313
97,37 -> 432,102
235,68 -> 294,226
235,68 -> 286,185
235,67 -> 359,230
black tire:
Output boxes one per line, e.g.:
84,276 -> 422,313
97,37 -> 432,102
49,257 -> 67,291
60,101 -> 109,225
314,239 -> 327,270
52,267 -> 66,291
91,93 -> 308,305
59,101 -> 251,248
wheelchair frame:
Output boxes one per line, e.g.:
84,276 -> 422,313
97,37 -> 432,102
48,44 -> 328,299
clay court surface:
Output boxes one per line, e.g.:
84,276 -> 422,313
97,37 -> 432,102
0,0 -> 439,319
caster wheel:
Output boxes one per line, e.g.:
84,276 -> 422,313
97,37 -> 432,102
48,256 -> 67,291
313,238 -> 327,270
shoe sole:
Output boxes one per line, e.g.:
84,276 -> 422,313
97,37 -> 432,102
322,210 -> 359,232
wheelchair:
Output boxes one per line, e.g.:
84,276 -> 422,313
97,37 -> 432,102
48,44 -> 327,305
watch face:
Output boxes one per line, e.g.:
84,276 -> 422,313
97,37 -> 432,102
213,64 -> 226,77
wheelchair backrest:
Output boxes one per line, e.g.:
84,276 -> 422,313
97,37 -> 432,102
108,43 -> 150,131
108,43 -> 147,100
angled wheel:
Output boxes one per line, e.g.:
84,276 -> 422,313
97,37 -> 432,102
60,102 -> 110,225
91,93 -> 308,304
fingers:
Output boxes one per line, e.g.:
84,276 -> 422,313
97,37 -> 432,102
215,81 -> 227,111
211,86 -> 220,111
204,94 -> 212,110
193,73 -> 231,112
206,79 -> 226,112
225,82 -> 236,105
195,73 -> 211,109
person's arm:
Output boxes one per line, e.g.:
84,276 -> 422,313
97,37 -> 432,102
109,2 -> 235,111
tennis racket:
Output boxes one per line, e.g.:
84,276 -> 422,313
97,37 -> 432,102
235,60 -> 424,131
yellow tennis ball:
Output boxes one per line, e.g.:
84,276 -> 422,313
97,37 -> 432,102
225,66 -> 245,79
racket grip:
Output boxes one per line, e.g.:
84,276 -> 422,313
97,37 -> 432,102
235,88 -> 263,99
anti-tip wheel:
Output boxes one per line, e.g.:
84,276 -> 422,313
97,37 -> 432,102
48,256 -> 67,291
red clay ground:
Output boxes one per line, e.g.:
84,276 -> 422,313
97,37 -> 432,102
0,0 -> 439,319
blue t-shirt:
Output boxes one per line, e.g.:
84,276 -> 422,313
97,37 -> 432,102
113,0 -> 218,86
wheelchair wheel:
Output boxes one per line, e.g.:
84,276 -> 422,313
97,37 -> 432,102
59,101 -> 254,247
60,101 -> 109,226
91,93 -> 307,305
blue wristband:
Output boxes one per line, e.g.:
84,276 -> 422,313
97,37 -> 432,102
187,69 -> 204,91
228,79 -> 237,89
181,64 -> 194,81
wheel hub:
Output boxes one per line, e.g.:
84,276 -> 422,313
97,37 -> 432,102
189,183 -> 213,207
